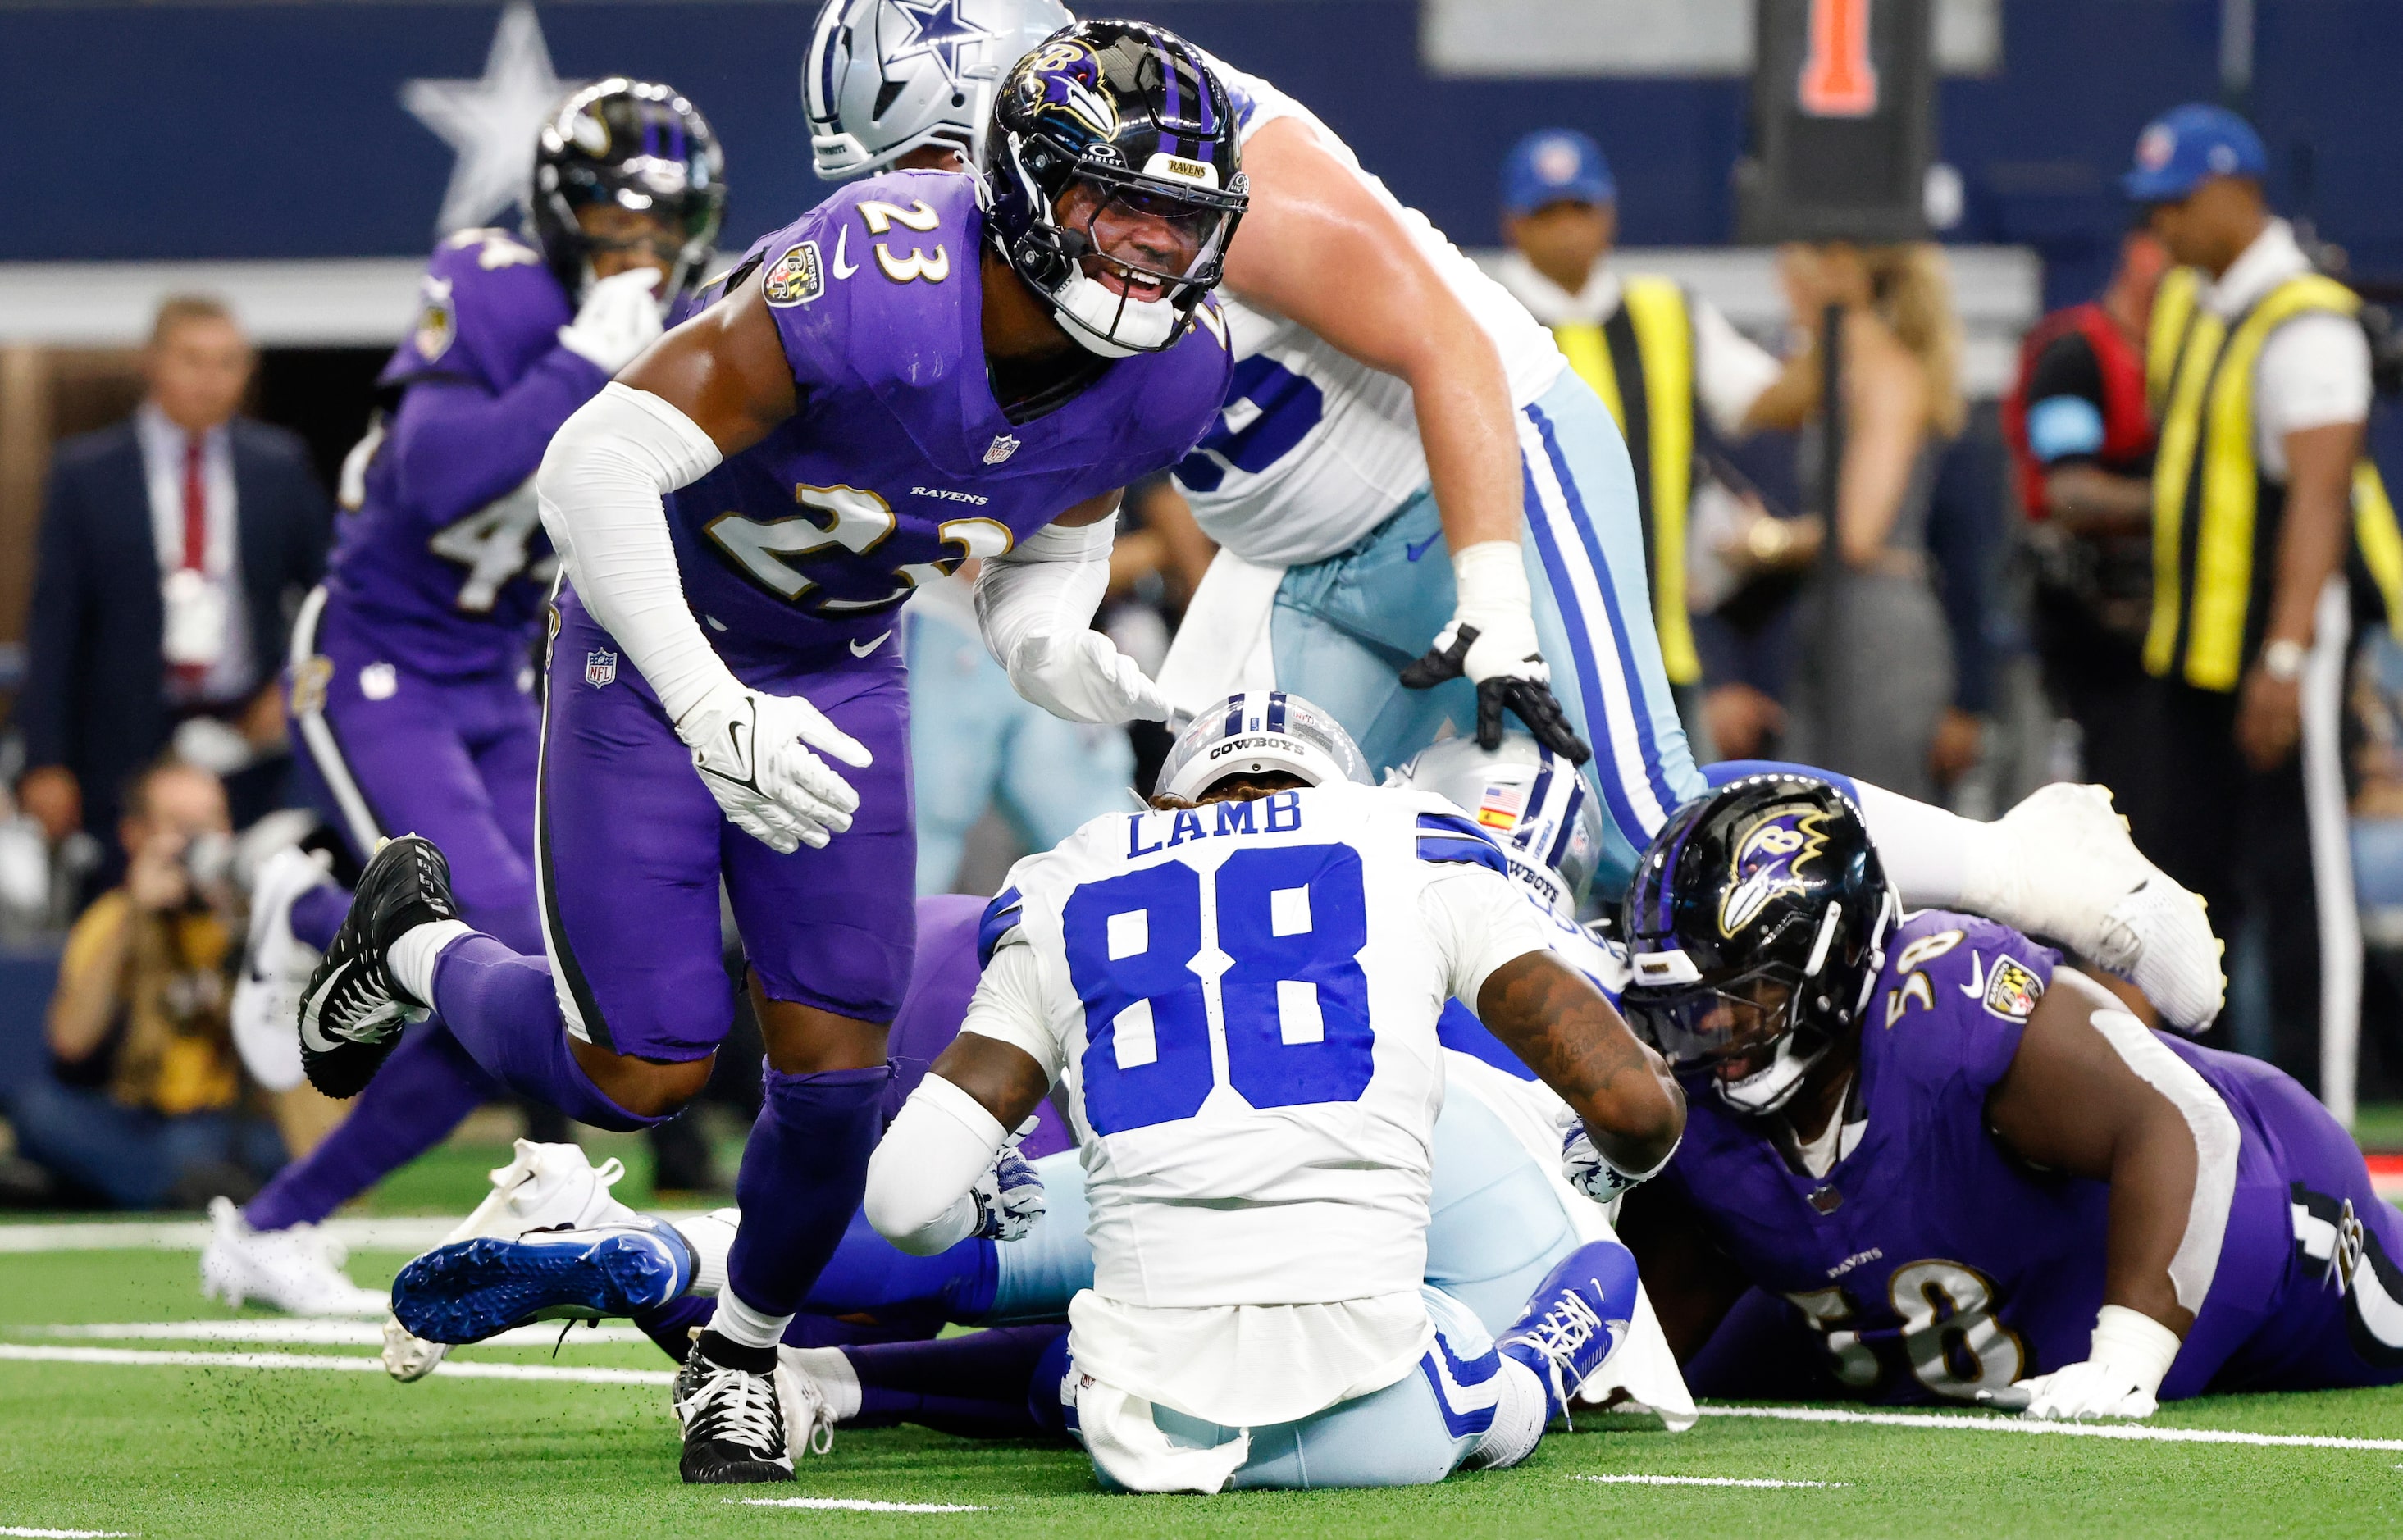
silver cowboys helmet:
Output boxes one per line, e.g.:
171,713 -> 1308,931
804,0 -> 1074,180
1158,692 -> 1372,804
1395,733 -> 1602,922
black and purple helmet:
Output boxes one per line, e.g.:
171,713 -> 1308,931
531,78 -> 727,303
982,20 -> 1247,357
1619,776 -> 1895,1114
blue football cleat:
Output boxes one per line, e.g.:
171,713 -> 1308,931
390,1218 -> 695,1345
1498,1239 -> 1639,1423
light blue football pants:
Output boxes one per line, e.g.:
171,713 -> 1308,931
1267,369 -> 1706,896
905,606 -> 1135,894
990,1085 -> 1580,1339
1073,1283 -> 1506,1491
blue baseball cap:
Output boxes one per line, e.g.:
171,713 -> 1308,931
2123,104 -> 2267,203
1502,130 -> 1615,216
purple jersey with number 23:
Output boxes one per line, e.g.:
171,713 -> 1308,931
653,170 -> 1233,654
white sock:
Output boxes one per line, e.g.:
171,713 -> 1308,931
677,1208 -> 739,1297
386,919 -> 473,1006
708,1291 -> 793,1351
780,1345 -> 863,1422
1466,1356 -> 1549,1470
1851,781 -> 1987,911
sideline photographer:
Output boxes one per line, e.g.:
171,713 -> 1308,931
4,759 -> 286,1209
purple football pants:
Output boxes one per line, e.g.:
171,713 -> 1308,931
536,587 -> 917,1059
286,590 -> 542,953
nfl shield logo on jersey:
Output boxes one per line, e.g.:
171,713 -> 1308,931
984,434 -> 1021,465
585,649 -> 618,689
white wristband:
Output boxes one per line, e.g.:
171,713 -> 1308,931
2090,1304 -> 2182,1396
1452,540 -> 1531,626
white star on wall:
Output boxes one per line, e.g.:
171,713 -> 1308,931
402,2 -> 587,236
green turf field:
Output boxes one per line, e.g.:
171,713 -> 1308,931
3,1137 -> 2401,1538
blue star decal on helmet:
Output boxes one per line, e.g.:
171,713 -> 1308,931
884,0 -> 1001,91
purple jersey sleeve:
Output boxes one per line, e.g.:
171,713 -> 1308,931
323,231 -> 604,676
1871,910 -> 2061,1096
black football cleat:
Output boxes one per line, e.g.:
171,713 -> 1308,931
297,835 -> 458,1098
674,1332 -> 795,1484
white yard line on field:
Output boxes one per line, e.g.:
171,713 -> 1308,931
0,1214 -> 714,1254
737,1500 -> 990,1514
0,1528 -> 134,1537
1571,1474 -> 1849,1488
0,1342 -> 673,1386
14,1320 -> 653,1346
1699,1403 -> 2403,1451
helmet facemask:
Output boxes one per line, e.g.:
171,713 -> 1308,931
981,22 -> 1249,358
997,144 -> 1244,357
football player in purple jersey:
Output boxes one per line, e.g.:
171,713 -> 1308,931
202,80 -> 727,1319
1616,776 -> 2403,1419
293,21 -> 1244,1484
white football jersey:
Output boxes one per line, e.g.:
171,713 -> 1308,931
1169,56 -> 1568,567
965,782 -> 1553,1313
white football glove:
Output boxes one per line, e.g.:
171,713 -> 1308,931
964,1119 -> 1046,1242
557,268 -> 664,375
1561,1115 -> 1678,1204
677,680 -> 872,854
1005,626 -> 1170,725
1981,1305 -> 2177,1422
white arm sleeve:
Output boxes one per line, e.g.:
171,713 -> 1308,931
1420,866 -> 1557,1010
863,1072 -> 1010,1256
534,382 -> 733,727
2086,1007 -> 2241,1313
1692,297 -> 1784,441
972,514 -> 1116,671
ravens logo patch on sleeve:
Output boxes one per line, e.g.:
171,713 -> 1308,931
762,241 -> 825,307
1982,956 -> 2045,1021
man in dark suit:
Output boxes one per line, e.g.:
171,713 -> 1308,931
14,296 -> 332,870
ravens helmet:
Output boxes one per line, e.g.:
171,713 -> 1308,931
531,79 -> 727,303
1620,776 -> 1897,1115
983,20 -> 1247,357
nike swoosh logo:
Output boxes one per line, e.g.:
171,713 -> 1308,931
850,629 -> 892,658
1405,532 -> 1442,563
832,227 -> 858,280
299,962 -> 353,1054
1959,950 -> 1986,1000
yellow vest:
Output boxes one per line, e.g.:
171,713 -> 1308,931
1550,276 -> 1703,686
2142,267 -> 2403,690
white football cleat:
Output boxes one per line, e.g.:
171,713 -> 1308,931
381,1139 -> 636,1382
230,845 -> 335,1092
199,1196 -> 386,1317
1967,783 -> 2225,1032
774,1346 -> 851,1458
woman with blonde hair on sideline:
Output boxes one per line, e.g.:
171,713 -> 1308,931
1753,241 -> 1968,800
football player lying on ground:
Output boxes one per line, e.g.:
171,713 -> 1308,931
805,0 -> 2228,1046
293,21 -> 1243,1485
395,697 -> 1686,1489
1612,775 -> 2403,1419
